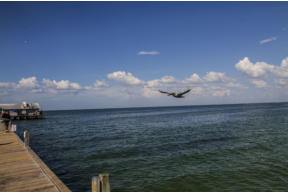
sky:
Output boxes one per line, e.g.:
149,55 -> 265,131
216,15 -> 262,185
0,1 -> 288,110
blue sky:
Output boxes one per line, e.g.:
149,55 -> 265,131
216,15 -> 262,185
0,2 -> 288,110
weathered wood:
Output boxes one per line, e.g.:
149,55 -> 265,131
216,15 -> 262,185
99,173 -> 110,192
92,176 -> 100,192
24,130 -> 30,147
0,131 -> 71,192
92,174 -> 110,192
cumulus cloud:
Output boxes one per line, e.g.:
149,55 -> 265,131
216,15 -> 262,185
0,77 -> 104,97
0,77 -> 41,96
160,76 -> 175,83
146,75 -> 176,88
42,79 -> 82,90
144,71 -> 245,98
41,79 -> 85,95
272,57 -> 288,78
259,36 -> 277,44
137,51 -> 159,55
183,73 -> 202,83
107,71 -> 144,85
235,57 -> 274,78
250,79 -> 268,88
281,57 -> 288,68
17,77 -> 39,89
0,67 -> 248,101
94,80 -> 109,88
204,72 -> 231,82
235,56 -> 288,88
70,82 -> 81,89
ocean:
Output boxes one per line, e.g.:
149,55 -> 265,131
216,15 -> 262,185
15,102 -> 288,191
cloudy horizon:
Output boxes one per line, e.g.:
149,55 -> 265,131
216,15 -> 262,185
1,56 -> 288,110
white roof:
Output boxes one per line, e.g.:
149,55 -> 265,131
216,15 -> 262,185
0,103 -> 40,110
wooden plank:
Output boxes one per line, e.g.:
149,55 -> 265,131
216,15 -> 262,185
0,131 -> 71,192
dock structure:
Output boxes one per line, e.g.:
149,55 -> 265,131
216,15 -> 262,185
0,101 -> 45,120
0,131 -> 70,192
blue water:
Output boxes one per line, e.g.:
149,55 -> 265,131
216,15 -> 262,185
15,102 -> 288,191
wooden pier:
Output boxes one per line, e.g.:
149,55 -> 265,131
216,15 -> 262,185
0,131 -> 71,192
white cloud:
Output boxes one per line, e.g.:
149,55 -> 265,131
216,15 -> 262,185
142,87 -> 160,98
281,57 -> 288,68
271,68 -> 288,78
190,87 -> 203,95
146,75 -> 176,88
0,68 -> 250,102
204,72 -> 231,82
145,72 -> 245,99
70,82 -> 81,90
250,79 -> 268,88
146,79 -> 160,88
236,56 -> 288,83
212,89 -> 231,97
107,71 -> 144,85
272,57 -> 288,78
259,36 -> 277,44
160,76 -> 175,83
0,82 -> 17,96
94,80 -> 109,88
56,80 -> 70,89
0,77 -> 87,97
183,73 -> 202,83
42,79 -> 82,90
235,57 -> 274,78
137,51 -> 160,55
17,77 -> 39,89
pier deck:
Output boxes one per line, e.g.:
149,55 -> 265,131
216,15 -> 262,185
0,131 -> 70,192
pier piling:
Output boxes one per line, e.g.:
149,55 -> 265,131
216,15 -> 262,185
92,176 -> 100,192
92,174 -> 110,192
24,130 -> 30,148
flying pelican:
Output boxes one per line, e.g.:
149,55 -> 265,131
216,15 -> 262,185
159,89 -> 191,98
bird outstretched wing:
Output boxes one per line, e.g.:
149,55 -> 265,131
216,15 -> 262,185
159,90 -> 172,95
178,89 -> 191,96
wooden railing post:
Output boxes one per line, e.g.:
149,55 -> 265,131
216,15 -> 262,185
24,130 -> 30,148
91,174 -> 110,192
92,176 -> 100,192
99,174 -> 110,192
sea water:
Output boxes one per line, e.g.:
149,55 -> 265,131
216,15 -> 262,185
15,102 -> 288,191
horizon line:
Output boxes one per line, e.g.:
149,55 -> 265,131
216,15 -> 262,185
44,100 -> 288,112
